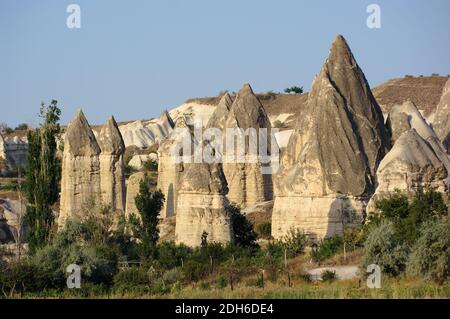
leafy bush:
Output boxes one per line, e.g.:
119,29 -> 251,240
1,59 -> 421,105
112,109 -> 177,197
310,236 -> 343,262
361,221 -> 409,277
256,222 -> 272,239
182,260 -> 210,282
343,227 -> 364,251
142,158 -> 158,172
217,275 -> 228,288
321,270 -> 337,282
113,268 -> 150,293
157,241 -> 192,269
407,217 -> 450,284
199,281 -> 210,290
281,227 -> 307,258
374,188 -> 447,245
162,268 -> 184,285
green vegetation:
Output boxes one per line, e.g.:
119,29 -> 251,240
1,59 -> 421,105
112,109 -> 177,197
14,123 -> 29,131
142,158 -> 158,172
24,100 -> 61,253
362,187 -> 449,284
284,86 -> 304,94
311,236 -> 344,263
127,176 -> 165,261
256,222 -> 272,239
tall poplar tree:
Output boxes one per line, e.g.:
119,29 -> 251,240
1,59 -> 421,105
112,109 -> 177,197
25,100 -> 61,253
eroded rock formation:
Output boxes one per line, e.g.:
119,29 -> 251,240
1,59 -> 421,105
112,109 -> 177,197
58,110 -> 101,228
368,101 -> 450,213
433,79 -> 450,152
272,35 -> 389,240
125,171 -> 146,218
59,111 -> 127,228
367,129 -> 448,213
97,116 -> 126,213
222,84 -> 274,208
175,161 -> 233,247
157,116 -> 197,218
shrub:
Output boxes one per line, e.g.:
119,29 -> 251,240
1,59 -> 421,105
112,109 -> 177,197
264,240 -> 285,260
321,270 -> 337,282
113,268 -> 150,293
245,276 -> 264,288
199,281 -> 210,290
407,217 -> 450,284
217,275 -> 228,289
272,120 -> 286,129
310,236 -> 343,262
256,222 -> 272,239
281,227 -> 307,258
343,227 -> 364,251
361,221 -> 409,277
142,158 -> 158,172
162,268 -> 184,285
375,188 -> 448,245
182,260 -> 210,282
157,241 -> 192,269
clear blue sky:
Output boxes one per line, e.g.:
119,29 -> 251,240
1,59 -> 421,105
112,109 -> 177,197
1,0 -> 449,127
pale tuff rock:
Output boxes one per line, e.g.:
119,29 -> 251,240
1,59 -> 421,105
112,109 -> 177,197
207,93 -> 233,129
157,116 -> 197,218
432,79 -> 450,152
119,110 -> 175,149
58,110 -> 101,228
97,116 -> 126,213
385,101 -> 450,171
175,161 -> 233,247
0,134 -> 28,169
368,101 -> 450,212
128,153 -> 158,170
272,35 -> 389,240
222,83 -> 274,208
0,199 -> 26,243
367,129 -> 449,214
125,171 -> 146,218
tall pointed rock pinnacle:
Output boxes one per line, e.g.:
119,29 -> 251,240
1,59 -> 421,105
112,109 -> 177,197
222,83 -> 273,207
98,116 -> 126,214
59,110 -> 101,228
207,92 -> 233,129
97,116 -> 125,155
64,110 -> 101,156
272,35 -> 389,240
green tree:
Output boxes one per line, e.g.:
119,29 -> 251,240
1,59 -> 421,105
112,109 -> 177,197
25,100 -> 61,253
284,86 -> 304,94
128,176 -> 165,260
375,187 -> 447,244
228,203 -> 258,250
361,220 -> 409,277
14,123 -> 29,131
407,216 -> 450,284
